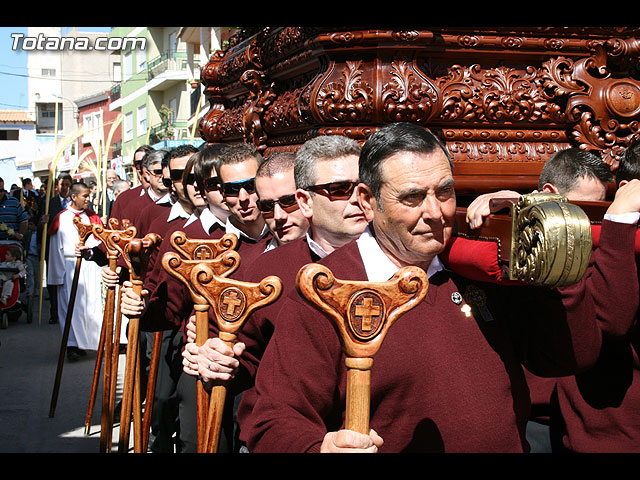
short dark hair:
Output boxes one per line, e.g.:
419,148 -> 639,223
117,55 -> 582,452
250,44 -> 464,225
70,181 -> 89,197
257,152 -> 296,178
617,137 -> 640,185
359,122 -> 452,202
192,144 -> 230,195
6,245 -> 21,261
215,143 -> 263,178
168,144 -> 199,163
537,148 -> 613,193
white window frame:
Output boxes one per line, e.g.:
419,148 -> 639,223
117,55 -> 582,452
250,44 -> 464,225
123,111 -> 133,142
136,104 -> 147,137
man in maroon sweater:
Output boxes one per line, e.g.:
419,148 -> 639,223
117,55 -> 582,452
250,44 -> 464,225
181,135 -> 367,451
465,147 -> 618,452
551,140 -> 640,453
240,122 -> 639,453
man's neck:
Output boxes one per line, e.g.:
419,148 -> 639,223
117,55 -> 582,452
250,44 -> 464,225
309,227 -> 354,256
177,196 -> 194,215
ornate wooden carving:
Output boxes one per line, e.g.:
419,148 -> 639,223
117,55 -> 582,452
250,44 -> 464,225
199,27 -> 640,196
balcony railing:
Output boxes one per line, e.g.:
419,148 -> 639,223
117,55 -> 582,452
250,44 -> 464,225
147,50 -> 197,81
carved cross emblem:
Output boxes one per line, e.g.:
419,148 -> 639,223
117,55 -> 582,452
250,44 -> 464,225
348,291 -> 384,340
218,287 -> 246,322
193,245 -> 214,260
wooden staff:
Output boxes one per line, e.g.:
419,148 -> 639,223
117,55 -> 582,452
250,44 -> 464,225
48,217 -> 95,418
117,233 -> 162,453
160,231 -> 240,453
296,263 -> 429,434
89,218 -> 137,452
189,264 -> 282,453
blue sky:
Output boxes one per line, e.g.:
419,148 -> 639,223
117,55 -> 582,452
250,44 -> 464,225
0,27 -> 112,112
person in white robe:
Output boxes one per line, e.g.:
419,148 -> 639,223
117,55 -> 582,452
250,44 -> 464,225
47,182 -> 104,359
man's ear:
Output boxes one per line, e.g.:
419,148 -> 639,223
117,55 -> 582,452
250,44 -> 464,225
356,183 -> 376,223
541,183 -> 560,194
619,179 -> 629,188
295,188 -> 313,220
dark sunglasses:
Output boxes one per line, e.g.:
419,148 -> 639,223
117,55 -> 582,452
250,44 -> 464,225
162,177 -> 172,188
307,180 -> 358,200
204,176 -> 220,192
221,178 -> 256,196
257,193 -> 299,214
150,168 -> 163,176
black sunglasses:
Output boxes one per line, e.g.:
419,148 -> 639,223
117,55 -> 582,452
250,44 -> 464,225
221,178 -> 256,196
162,177 -> 172,188
307,181 -> 358,200
257,193 -> 299,214
204,176 -> 220,192
150,168 -> 163,176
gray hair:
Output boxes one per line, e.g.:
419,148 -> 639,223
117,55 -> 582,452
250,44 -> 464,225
294,135 -> 362,189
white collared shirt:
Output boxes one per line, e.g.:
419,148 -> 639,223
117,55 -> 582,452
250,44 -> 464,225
224,216 -> 269,242
167,201 -> 190,223
306,231 -> 331,259
356,224 -> 444,282
200,207 -> 227,234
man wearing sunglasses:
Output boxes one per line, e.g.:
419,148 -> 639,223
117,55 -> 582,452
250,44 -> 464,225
182,134 -> 366,452
215,143 -> 271,267
254,152 -> 309,250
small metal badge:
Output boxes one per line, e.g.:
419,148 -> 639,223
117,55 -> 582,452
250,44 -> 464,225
451,292 -> 463,305
463,285 -> 495,322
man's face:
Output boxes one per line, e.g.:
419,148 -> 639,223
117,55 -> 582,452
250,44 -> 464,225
106,171 -> 117,188
71,188 -> 91,210
219,159 -> 261,226
58,179 -> 72,198
299,155 -> 367,244
169,155 -> 192,202
256,169 -> 309,244
202,168 -> 228,215
147,162 -> 169,195
135,151 -> 150,188
359,149 -> 457,269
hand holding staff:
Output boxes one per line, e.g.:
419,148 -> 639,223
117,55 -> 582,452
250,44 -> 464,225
296,263 -> 429,435
89,218 -> 137,452
189,264 -> 282,453
48,217 -> 95,418
160,230 -> 240,453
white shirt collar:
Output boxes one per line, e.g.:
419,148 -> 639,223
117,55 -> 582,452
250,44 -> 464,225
264,236 -> 280,252
356,223 -> 444,282
156,192 -> 172,204
199,207 -> 226,234
224,216 -> 269,242
167,201 -> 190,223
306,231 -> 331,259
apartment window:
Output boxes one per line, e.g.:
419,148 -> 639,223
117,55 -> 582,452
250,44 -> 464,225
41,68 -> 56,76
123,51 -> 132,81
136,51 -> 146,73
137,105 -> 147,137
0,130 -> 19,141
82,110 -> 103,145
113,62 -> 121,82
123,111 -> 133,142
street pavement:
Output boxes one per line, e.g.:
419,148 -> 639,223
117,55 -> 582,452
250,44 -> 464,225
0,295 -> 128,453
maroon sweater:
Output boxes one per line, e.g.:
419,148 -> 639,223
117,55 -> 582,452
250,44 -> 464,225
244,222 -> 637,453
552,222 -> 640,452
224,237 -> 321,440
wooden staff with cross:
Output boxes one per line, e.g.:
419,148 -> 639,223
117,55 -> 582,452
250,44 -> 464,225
188,263 -> 282,453
159,231 -> 240,452
296,263 -> 429,434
